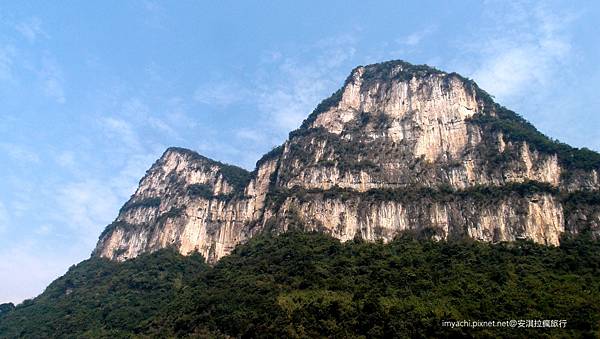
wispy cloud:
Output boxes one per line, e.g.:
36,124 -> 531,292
55,180 -> 121,244
55,151 -> 77,169
397,26 -> 437,46
235,128 -> 266,143
255,35 -> 357,134
188,33 -> 361,169
462,2 -> 574,100
191,34 -> 359,143
142,0 -> 162,13
0,143 -> 40,163
0,200 -> 9,233
6,179 -> 36,219
15,17 -> 47,43
139,0 -> 166,29
53,96 -> 171,245
49,150 -> 159,247
40,57 -> 66,104
0,241 -> 76,304
101,116 -> 142,151
108,152 -> 160,198
147,116 -> 178,136
121,97 -> 150,119
34,224 -> 52,236
110,97 -> 182,139
0,45 -> 16,81
193,82 -> 247,107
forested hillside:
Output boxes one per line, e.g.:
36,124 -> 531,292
1,231 -> 599,338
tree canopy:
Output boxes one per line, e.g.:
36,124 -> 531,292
1,231 -> 599,338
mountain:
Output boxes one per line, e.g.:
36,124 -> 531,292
2,59 -> 600,338
94,60 -> 600,264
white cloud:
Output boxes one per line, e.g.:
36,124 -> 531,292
192,34 -> 358,140
193,82 -> 247,107
0,45 -> 16,81
113,97 -> 180,138
255,35 -> 357,134
235,128 -> 266,143
55,151 -> 76,169
0,144 -> 160,303
259,87 -> 311,131
397,26 -> 437,46
56,180 -> 121,240
6,179 -> 36,219
40,58 -> 66,104
34,224 -> 52,236
260,50 -> 283,63
463,3 -> 573,100
15,17 -> 47,43
51,150 -> 158,245
0,150 -> 154,304
0,33 -> 360,303
101,116 -> 142,151
0,241 -> 76,304
107,152 -> 160,198
188,33 -> 361,169
256,64 -> 334,132
121,97 -> 150,119
140,0 -> 165,28
148,116 -> 178,136
143,0 -> 162,13
43,78 -> 66,103
0,201 -> 9,233
0,143 -> 40,163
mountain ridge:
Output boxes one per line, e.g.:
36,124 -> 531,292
93,59 -> 600,263
2,59 -> 600,338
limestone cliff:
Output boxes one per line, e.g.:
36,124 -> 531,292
93,60 -> 600,263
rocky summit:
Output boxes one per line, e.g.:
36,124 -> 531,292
93,60 -> 600,264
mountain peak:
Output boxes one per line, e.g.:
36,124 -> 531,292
298,60 -> 455,131
359,59 -> 447,81
94,60 -> 600,264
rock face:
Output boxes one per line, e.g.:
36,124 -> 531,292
93,60 -> 600,263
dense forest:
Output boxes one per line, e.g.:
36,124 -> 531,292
1,231 -> 599,338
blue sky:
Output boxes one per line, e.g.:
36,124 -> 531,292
1,0 -> 599,303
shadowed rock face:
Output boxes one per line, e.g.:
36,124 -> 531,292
93,60 -> 600,263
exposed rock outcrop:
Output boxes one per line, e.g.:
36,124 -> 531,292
93,60 -> 600,263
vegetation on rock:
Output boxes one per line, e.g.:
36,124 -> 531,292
165,147 -> 252,192
119,197 -> 161,213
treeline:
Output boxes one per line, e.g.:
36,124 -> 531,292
266,181 -> 558,209
1,231 -> 599,338
469,108 -> 600,172
166,147 -> 252,192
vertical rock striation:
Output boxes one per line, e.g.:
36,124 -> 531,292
93,60 -> 600,263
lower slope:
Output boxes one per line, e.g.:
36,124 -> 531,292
1,231 -> 599,338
